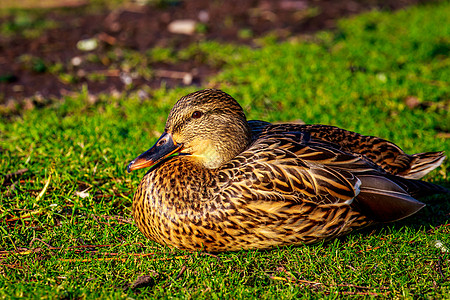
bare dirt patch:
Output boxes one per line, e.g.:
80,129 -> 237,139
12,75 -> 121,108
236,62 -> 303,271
0,0 -> 432,106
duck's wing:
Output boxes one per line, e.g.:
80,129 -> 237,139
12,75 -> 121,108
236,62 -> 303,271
252,123 -> 445,179
248,120 -> 271,142
220,131 -> 432,223
302,124 -> 445,179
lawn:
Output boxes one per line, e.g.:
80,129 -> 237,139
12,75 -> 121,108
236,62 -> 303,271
1,1 -> 449,299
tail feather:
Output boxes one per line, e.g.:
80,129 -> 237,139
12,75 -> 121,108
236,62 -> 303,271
354,175 -> 425,223
386,174 -> 449,198
401,151 -> 446,179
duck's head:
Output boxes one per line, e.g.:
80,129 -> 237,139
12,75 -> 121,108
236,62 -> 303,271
127,89 -> 251,171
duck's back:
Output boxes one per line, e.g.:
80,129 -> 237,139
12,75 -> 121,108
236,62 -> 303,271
249,121 -> 445,180
225,127 -> 441,222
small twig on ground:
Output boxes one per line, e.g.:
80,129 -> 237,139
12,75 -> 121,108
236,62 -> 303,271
339,291 -> 390,296
29,238 -> 53,249
3,168 -> 29,182
162,263 -> 189,289
154,69 -> 191,79
60,255 -> 189,263
270,275 -> 322,287
29,238 -> 55,255
199,252 -> 221,262
436,256 -> 446,280
0,263 -> 23,269
154,69 -> 194,85
337,284 -> 388,290
175,265 -> 187,280
61,257 -> 127,263
356,246 -> 381,253
277,266 -> 322,286
91,214 -> 134,224
5,209 -> 44,222
97,32 -> 117,45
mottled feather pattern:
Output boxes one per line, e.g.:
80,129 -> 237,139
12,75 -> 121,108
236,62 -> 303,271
129,89 -> 447,252
269,123 -> 445,178
133,126 -> 381,251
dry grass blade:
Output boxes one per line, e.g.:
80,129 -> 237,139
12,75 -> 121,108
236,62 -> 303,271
356,246 -> 381,253
5,209 -> 45,222
91,214 -> 134,224
339,291 -> 391,296
60,257 -> 128,263
336,284 -> 389,290
269,275 -> 323,286
36,174 -> 51,201
60,255 -> 189,263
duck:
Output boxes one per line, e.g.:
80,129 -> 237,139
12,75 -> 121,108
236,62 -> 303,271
127,89 -> 448,252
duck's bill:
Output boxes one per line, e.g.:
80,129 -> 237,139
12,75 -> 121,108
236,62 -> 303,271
127,132 -> 183,173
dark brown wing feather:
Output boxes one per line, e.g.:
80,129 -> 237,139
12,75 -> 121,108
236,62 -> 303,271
354,175 -> 425,222
221,132 -> 363,205
230,126 -> 447,223
248,121 -> 446,180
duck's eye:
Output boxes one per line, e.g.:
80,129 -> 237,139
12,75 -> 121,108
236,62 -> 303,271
191,111 -> 203,119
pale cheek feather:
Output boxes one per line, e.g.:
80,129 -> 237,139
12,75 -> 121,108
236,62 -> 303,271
187,139 -> 223,168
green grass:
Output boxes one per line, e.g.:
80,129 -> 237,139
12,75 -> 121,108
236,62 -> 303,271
1,2 -> 450,299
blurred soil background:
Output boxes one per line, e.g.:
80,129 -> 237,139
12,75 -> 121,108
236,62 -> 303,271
0,0 -> 436,111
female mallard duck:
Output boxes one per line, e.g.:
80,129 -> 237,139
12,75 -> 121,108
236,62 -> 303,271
127,89 -> 448,252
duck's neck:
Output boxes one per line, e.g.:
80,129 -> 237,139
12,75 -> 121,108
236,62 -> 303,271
190,139 -> 228,169
193,120 -> 252,169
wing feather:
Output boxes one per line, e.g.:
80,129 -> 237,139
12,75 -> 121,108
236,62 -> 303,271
219,123 -> 447,222
249,121 -> 445,179
222,132 -> 362,205
220,126 -> 445,223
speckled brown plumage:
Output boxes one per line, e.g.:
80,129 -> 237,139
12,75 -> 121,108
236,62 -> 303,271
128,89 -> 448,252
